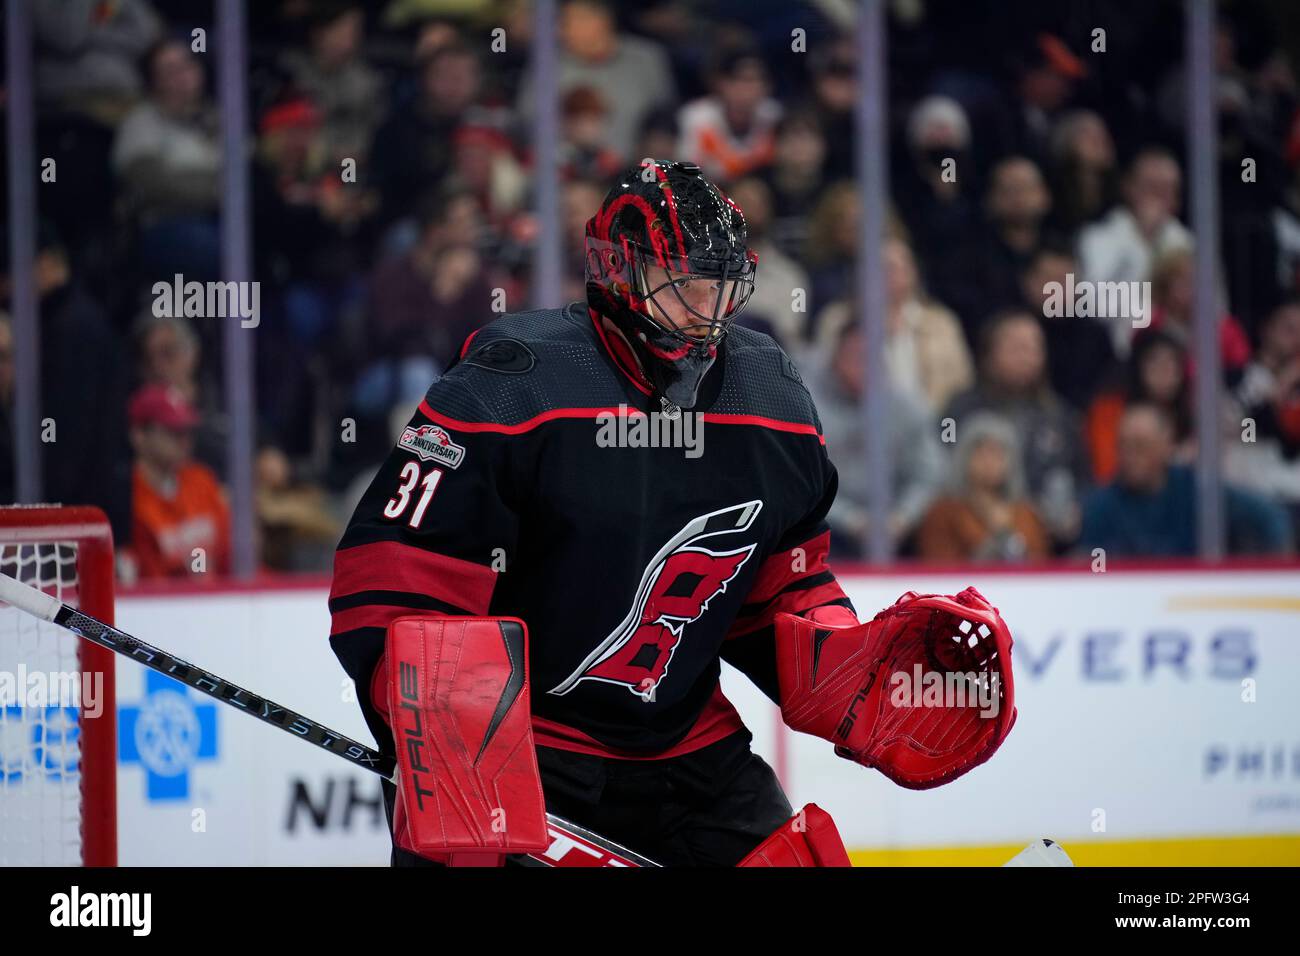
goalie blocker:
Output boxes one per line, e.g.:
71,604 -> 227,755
375,615 -> 851,866
378,616 -> 549,864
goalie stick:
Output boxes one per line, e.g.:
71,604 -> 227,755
0,570 -> 658,868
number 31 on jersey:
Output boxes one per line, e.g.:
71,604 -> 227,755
383,462 -> 443,529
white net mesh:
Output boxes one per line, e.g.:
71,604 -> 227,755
0,539 -> 88,865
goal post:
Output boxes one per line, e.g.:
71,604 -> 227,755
0,505 -> 117,866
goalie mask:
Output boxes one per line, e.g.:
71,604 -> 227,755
585,160 -> 757,409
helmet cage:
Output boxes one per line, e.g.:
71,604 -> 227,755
585,235 -> 757,356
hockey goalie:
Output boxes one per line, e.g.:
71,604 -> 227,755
328,160 -> 1017,866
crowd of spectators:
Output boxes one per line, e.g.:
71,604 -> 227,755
3,0 -> 1300,579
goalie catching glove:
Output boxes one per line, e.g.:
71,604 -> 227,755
774,587 -> 1017,789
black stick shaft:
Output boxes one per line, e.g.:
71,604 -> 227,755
56,603 -> 394,777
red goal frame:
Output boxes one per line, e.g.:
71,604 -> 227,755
0,505 -> 117,866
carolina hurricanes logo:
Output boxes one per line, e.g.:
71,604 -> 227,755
549,500 -> 763,701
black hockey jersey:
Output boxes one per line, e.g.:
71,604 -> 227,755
329,302 -> 855,758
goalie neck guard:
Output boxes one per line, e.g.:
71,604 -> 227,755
584,160 -> 757,410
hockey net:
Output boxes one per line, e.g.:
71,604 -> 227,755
0,506 -> 117,866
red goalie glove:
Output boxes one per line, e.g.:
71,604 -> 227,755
774,587 -> 1017,789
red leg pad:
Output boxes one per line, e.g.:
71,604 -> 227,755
386,616 -> 549,863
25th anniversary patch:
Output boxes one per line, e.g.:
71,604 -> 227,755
398,424 -> 466,469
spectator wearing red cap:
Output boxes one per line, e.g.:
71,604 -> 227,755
127,384 -> 231,581
276,3 -> 384,166
132,312 -> 228,479
560,87 -> 625,182
254,93 -> 375,267
451,124 -> 528,236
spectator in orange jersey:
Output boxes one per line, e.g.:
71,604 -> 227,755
127,384 -> 230,580
918,412 -> 1051,564
676,44 -> 780,183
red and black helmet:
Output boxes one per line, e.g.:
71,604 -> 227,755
584,159 -> 757,409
